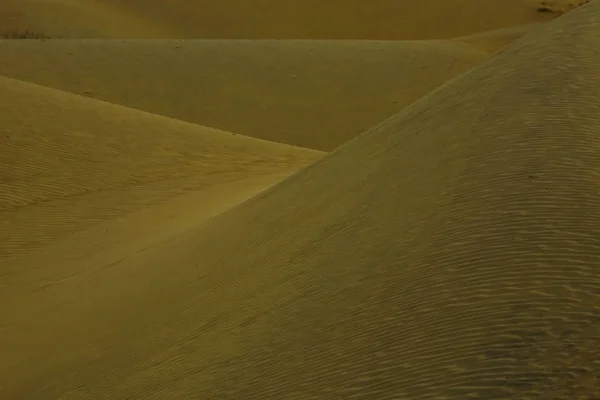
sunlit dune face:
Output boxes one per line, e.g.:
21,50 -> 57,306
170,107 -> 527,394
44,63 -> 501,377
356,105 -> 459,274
1,0 -> 599,399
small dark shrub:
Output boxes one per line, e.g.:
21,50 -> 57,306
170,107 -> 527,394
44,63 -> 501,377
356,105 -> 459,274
0,30 -> 51,39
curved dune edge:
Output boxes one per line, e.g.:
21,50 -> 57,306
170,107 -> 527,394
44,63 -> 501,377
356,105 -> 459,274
451,2 -> 593,54
2,3 -> 600,400
1,0 -> 556,39
0,75 -> 322,283
0,39 -> 489,151
452,23 -> 542,53
0,0 -> 169,39
100,0 -> 555,40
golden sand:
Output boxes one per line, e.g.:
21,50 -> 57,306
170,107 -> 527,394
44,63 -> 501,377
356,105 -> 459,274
0,0 -> 598,399
0,39 -> 489,150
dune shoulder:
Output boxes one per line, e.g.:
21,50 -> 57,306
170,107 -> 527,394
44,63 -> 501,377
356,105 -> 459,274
2,2 -> 599,398
0,38 -> 490,150
0,74 -> 322,295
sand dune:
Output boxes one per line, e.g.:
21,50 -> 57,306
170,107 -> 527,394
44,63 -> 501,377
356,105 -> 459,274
1,1 -> 598,399
0,39 -> 490,150
1,0 -> 557,40
0,74 -> 321,294
0,0 -> 169,39
97,0 -> 561,40
452,23 -> 543,53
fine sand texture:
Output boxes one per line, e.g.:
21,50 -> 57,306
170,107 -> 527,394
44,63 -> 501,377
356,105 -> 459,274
0,74 -> 322,291
452,23 -> 543,53
0,39 -> 489,150
0,0 -> 599,399
1,0 -> 557,40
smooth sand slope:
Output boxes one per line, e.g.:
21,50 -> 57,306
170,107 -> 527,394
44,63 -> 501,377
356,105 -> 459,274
97,0 -> 559,40
452,23 -> 544,53
0,0 -> 169,39
1,1 -> 599,399
0,39 -> 489,151
1,0 -> 557,40
0,74 -> 322,296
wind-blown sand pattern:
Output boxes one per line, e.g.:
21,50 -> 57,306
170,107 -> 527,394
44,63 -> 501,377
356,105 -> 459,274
0,75 -> 321,293
1,0 -> 556,39
1,0 -> 599,399
0,39 -> 489,150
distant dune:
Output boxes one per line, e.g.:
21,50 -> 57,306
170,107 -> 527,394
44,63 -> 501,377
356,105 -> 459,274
1,0 -> 557,39
1,1 -> 598,399
1,0 -> 599,399
452,23 -> 543,53
0,0 -> 169,39
0,39 -> 489,150
98,0 -> 559,39
0,75 -> 321,294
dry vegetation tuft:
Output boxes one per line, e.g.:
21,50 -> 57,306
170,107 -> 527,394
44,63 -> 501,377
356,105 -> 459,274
537,0 -> 592,14
0,30 -> 51,39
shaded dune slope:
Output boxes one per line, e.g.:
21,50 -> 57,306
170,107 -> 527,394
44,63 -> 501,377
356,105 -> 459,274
1,1 -> 599,399
0,0 -> 168,39
0,75 -> 322,283
0,39 -> 488,150
452,23 -> 543,53
0,0 -> 556,39
101,0 -> 557,40
184,6 -> 600,398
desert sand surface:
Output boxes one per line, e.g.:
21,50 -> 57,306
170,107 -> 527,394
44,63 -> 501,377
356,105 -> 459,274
452,23 -> 544,53
1,0 -> 558,40
0,39 -> 489,150
0,0 -> 169,39
0,74 -> 321,290
1,0 -> 599,399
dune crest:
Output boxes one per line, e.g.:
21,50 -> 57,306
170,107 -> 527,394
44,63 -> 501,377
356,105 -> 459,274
1,1 -> 599,399
1,0 -> 557,39
0,75 -> 321,295
0,39 -> 489,150
0,0 -> 168,39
